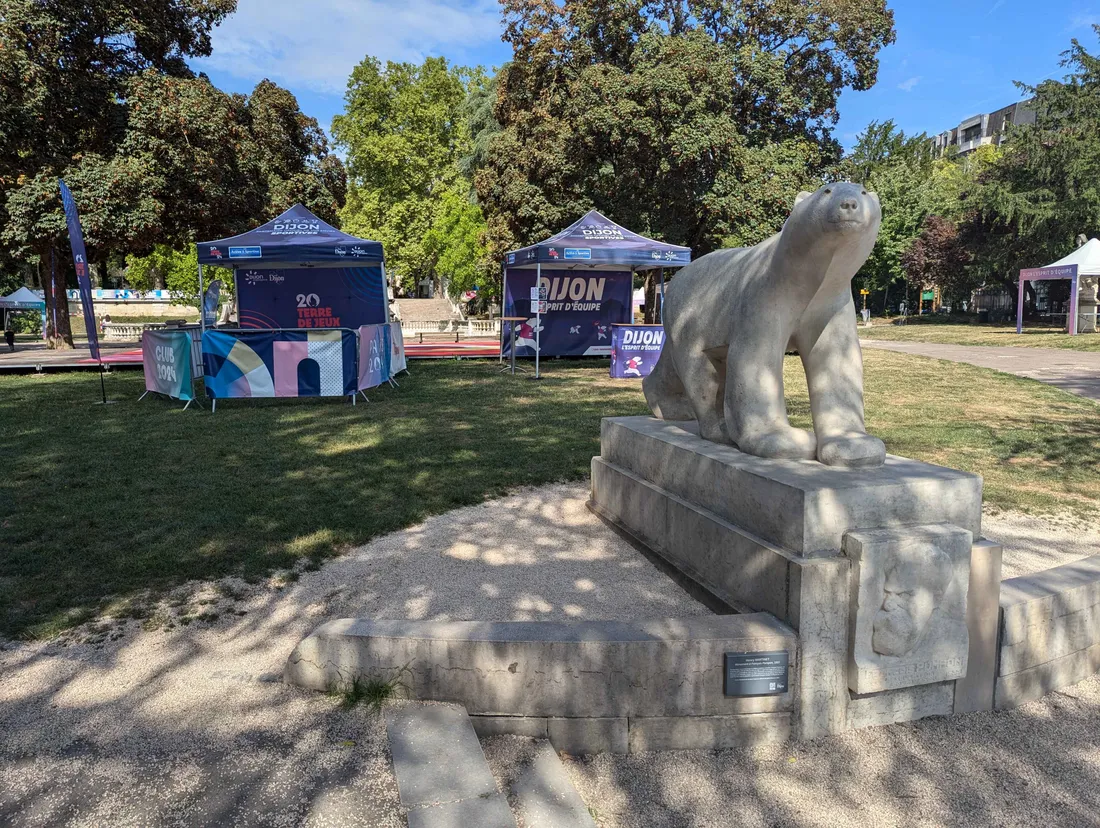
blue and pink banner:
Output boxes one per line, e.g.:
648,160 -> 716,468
58,180 -> 100,360
202,329 -> 357,399
610,324 -> 665,378
502,269 -> 632,357
236,267 -> 386,331
358,324 -> 390,390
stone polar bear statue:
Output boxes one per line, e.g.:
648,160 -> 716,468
643,182 -> 886,468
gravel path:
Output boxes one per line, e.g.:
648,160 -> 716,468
2,482 -> 1095,826
482,672 -> 1100,828
0,484 -> 706,827
860,340 -> 1100,401
554,672 -> 1100,827
983,509 -> 1100,578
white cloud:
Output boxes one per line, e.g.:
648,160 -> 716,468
197,0 -> 503,95
898,76 -> 921,92
1067,13 -> 1100,31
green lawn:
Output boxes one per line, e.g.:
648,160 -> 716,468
1,352 -> 1097,640
859,320 -> 1100,351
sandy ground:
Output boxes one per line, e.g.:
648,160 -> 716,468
1,482 -> 1097,826
0,485 -> 706,827
481,670 -> 1100,828
982,509 -> 1100,578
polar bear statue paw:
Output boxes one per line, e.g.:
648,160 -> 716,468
736,426 -> 817,461
817,432 -> 886,468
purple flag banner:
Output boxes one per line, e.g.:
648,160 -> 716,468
610,324 -> 665,378
58,180 -> 100,360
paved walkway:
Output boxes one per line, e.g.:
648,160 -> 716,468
861,340 -> 1100,401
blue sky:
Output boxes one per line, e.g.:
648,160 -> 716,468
194,0 -> 1100,152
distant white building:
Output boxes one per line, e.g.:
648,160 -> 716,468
931,100 -> 1036,155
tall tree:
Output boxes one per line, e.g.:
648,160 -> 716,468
902,215 -> 972,306
0,0 -> 236,347
335,57 -> 484,294
476,0 -> 895,268
962,27 -> 1100,311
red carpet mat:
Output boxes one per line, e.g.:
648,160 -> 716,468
78,349 -> 143,365
405,338 -> 501,359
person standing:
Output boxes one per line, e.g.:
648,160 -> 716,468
4,316 -> 15,352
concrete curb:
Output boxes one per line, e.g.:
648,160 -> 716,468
386,704 -> 515,827
512,743 -> 597,828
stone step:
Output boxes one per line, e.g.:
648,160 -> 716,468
386,703 -> 515,828
512,742 -> 597,828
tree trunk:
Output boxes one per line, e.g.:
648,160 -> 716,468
42,243 -> 74,349
643,271 -> 657,324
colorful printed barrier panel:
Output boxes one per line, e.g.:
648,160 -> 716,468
142,329 -> 196,400
388,322 -> 407,375
357,322 -> 409,390
203,329 -> 357,399
502,269 -> 632,357
358,324 -> 391,390
610,324 -> 665,378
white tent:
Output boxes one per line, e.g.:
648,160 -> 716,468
1044,237 -> 1100,274
0,286 -> 45,308
1,286 -> 46,339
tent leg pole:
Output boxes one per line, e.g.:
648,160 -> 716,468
359,390 -> 369,402
352,393 -> 356,406
211,399 -> 216,414
182,399 -> 192,411
138,391 -> 149,402
499,265 -> 507,364
197,264 -> 205,335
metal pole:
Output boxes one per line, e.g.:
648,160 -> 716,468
381,261 -> 392,323
198,262 -> 206,335
499,265 -> 507,364
534,263 -> 541,380
658,267 -> 665,324
1070,273 -> 1079,336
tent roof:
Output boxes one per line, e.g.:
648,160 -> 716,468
1045,238 -> 1100,276
504,209 -> 691,269
0,286 -> 45,308
196,204 -> 384,266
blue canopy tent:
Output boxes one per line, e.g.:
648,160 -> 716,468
196,204 -> 388,332
501,210 -> 691,358
0,286 -> 47,339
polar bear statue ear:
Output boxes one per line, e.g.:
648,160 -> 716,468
794,191 -> 812,206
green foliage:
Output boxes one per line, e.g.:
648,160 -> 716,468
422,189 -> 491,299
125,245 -> 232,305
839,121 -> 934,295
329,664 -> 412,712
838,121 -> 996,306
477,0 -> 896,261
335,57 -> 486,292
0,1 -> 345,346
961,27 -> 1100,303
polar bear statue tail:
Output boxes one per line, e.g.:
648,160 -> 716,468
642,347 -> 694,420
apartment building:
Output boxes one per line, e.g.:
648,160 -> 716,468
931,100 -> 1036,155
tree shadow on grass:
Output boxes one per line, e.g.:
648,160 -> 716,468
0,360 -> 649,639
0,480 -> 709,826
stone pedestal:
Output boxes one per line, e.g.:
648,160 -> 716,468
589,417 -> 989,740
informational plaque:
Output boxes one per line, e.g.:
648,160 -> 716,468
723,651 -> 789,697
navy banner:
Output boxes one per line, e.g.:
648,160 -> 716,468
236,267 -> 386,331
58,180 -> 100,360
502,269 -> 632,357
610,324 -> 665,378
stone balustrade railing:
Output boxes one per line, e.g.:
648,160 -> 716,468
102,323 -> 147,341
400,319 -> 500,337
